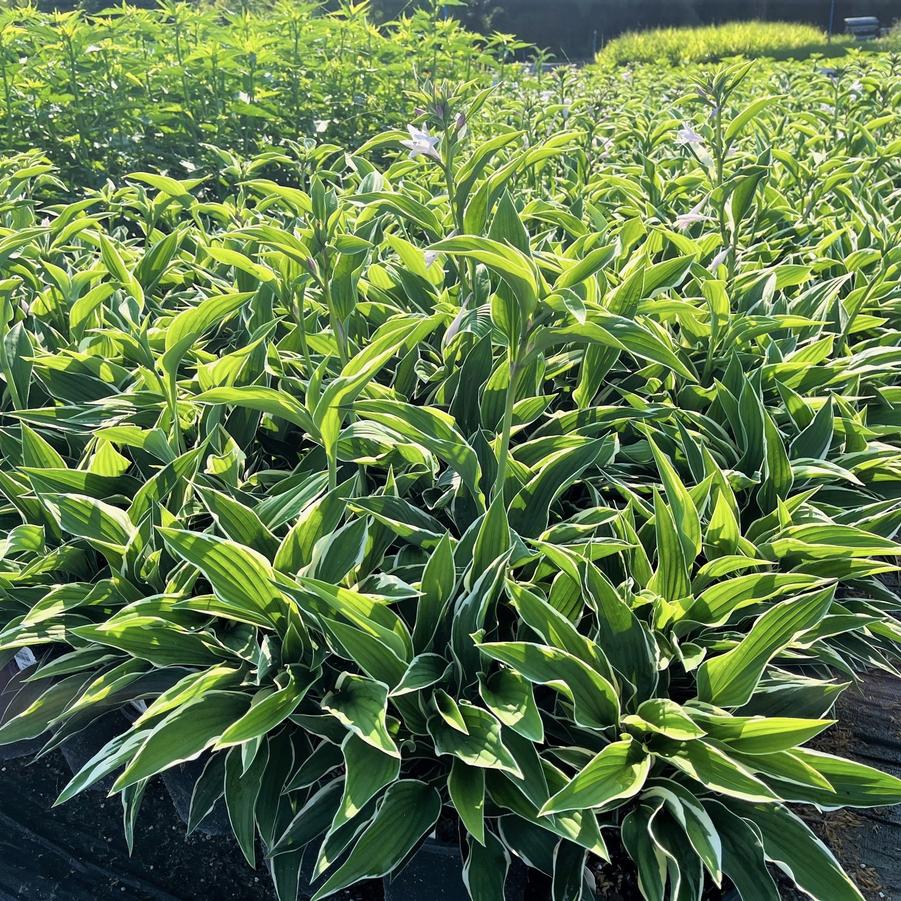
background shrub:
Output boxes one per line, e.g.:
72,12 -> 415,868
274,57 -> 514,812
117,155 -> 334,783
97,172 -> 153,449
596,21 -> 852,65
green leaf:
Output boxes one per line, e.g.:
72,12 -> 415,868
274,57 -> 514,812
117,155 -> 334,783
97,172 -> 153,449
430,235 -> 538,315
687,572 -> 827,627
688,711 -> 832,754
99,232 -> 143,306
477,641 -> 619,729
160,528 -> 290,630
508,440 -> 601,538
428,701 -> 523,777
0,674 -> 90,745
766,524 -> 901,559
703,801 -> 778,900
463,830 -> 511,901
56,729 -> 151,805
292,576 -> 412,662
472,493 -> 511,579
21,423 -> 66,469
588,310 -> 694,380
43,493 -> 134,547
313,315 -> 437,459
216,669 -> 313,748
540,738 -> 650,814
697,584 -> 833,707
161,292 -> 251,380
354,399 -> 482,499
322,616 -> 407,687
479,667 -> 544,742
449,759 -> 486,844
311,780 -> 441,900
73,616 -> 224,668
623,699 -> 706,741
649,491 -> 691,603
621,804 -> 666,901
648,436 -> 700,562
225,740 -> 269,867
390,653 -> 450,696
197,486 -> 279,560
113,692 -> 250,790
506,581 -> 614,681
348,495 -> 444,548
554,244 -> 615,291
764,747 -> 901,808
187,754 -> 227,835
269,779 -> 343,857
643,780 -> 722,884
195,386 -> 316,434
333,734 -> 400,829
206,245 -> 276,282
728,800 -> 864,901
413,533 -> 456,651
659,740 -> 777,803
321,672 -> 400,758
725,95 -> 778,142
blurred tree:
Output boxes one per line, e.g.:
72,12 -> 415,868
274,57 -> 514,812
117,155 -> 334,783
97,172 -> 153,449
36,1 -> 901,57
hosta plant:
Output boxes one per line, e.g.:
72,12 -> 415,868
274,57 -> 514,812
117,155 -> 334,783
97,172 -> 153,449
1,49 -> 901,901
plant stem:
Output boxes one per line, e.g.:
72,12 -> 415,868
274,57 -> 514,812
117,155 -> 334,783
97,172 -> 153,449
296,283 -> 313,376
327,448 -> 337,491
167,376 -> 184,455
493,357 -> 519,501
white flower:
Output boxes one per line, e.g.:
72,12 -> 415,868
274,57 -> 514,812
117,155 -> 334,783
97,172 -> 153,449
424,249 -> 439,268
676,123 -> 704,146
400,124 -> 441,162
315,119 -> 330,134
674,201 -> 710,231
709,249 -> 729,272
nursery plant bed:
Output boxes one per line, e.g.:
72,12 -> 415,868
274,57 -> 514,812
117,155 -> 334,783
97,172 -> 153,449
1,21 -> 901,901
